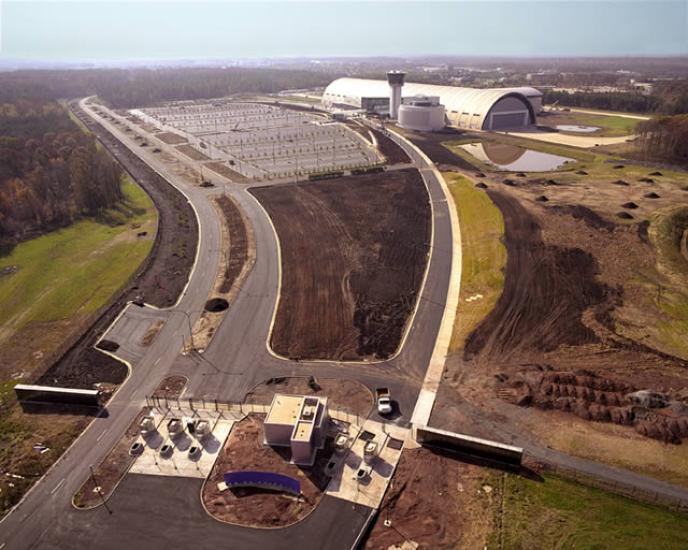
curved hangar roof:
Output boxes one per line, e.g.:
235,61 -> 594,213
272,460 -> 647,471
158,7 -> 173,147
322,77 -> 543,131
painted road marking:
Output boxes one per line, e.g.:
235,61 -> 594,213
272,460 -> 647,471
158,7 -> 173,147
154,357 -> 162,366
50,478 -> 66,496
96,428 -> 108,442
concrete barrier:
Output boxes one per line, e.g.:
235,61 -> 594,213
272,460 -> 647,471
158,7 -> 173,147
14,384 -> 102,408
414,424 -> 523,466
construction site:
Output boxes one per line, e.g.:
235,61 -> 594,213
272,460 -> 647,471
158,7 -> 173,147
4,63 -> 688,550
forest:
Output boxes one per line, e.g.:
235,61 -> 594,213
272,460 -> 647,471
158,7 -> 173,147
0,67 -> 333,108
0,100 -> 123,251
635,114 -> 688,164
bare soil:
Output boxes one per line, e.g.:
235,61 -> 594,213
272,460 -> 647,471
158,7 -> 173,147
73,408 -> 150,508
365,448 -> 496,550
205,161 -> 249,183
369,128 -> 410,164
156,132 -> 187,145
215,195 -> 249,293
250,168 -> 430,360
245,377 -> 373,417
152,376 -> 187,399
396,126 -> 479,172
442,186 -> 688,446
176,144 -> 208,161
202,415 -> 331,527
33,103 -> 199,389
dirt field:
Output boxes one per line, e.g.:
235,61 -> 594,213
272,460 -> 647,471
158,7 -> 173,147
396,126 -> 479,171
407,128 -> 688,480
245,377 -> 373,417
250,168 -> 430,360
369,128 -> 410,164
205,161 -> 249,183
34,103 -> 199,389
176,144 -> 208,161
156,131 -> 187,145
202,415 -> 331,527
152,376 -> 187,399
216,195 -> 249,294
365,448 -> 497,550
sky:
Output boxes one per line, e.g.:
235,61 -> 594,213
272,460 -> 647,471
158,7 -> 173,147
0,0 -> 686,62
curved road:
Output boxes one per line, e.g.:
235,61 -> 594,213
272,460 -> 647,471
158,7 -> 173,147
0,99 -> 456,549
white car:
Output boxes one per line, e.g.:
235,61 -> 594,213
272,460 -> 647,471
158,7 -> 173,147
377,396 -> 393,415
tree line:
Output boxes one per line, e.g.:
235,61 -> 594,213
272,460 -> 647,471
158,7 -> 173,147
635,115 -> 688,164
543,81 -> 688,115
0,100 -> 123,250
0,67 -> 334,109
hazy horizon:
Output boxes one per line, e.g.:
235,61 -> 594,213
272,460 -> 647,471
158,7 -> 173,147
1,1 -> 686,64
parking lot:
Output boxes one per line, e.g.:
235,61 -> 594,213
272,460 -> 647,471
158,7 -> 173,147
132,101 -> 382,180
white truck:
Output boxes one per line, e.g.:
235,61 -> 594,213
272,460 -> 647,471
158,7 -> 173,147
375,387 -> 393,415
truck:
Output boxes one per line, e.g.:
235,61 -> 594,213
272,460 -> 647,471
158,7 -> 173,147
375,387 -> 392,415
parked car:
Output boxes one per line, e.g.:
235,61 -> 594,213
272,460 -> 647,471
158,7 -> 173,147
375,387 -> 393,415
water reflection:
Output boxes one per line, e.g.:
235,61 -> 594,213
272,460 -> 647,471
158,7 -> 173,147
556,124 -> 600,133
460,142 -> 573,172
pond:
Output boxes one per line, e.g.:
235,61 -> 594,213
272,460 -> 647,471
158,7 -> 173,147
460,142 -> 574,172
556,124 -> 601,133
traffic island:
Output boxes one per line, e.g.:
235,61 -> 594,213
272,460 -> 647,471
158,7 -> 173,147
202,415 -> 332,528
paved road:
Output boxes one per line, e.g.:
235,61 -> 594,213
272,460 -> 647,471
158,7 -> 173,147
0,101 -> 456,549
40,475 -> 373,550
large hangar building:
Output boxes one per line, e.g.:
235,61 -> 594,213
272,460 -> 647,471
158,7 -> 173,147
322,77 -> 543,131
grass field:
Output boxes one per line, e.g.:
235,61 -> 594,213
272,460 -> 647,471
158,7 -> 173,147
446,172 -> 506,352
647,206 -> 688,359
0,176 -> 155,342
540,111 -> 640,137
0,174 -> 156,515
492,473 -> 688,549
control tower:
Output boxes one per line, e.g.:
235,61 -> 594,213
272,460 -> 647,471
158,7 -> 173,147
386,71 -> 406,119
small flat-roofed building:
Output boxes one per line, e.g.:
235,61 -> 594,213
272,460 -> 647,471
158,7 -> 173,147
263,394 -> 329,466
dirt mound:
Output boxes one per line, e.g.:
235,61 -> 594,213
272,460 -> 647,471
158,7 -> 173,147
613,179 -> 630,186
476,172 -> 486,178
622,202 -> 639,209
639,177 -> 655,183
576,170 -> 588,175
617,211 -> 634,219
503,179 -> 516,186
516,172 -> 527,177
499,368 -> 688,444
549,205 -> 615,232
644,192 -> 661,199
613,164 -> 625,169
475,182 -> 488,189
464,192 -> 614,360
649,171 -> 663,176
535,195 -> 549,202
